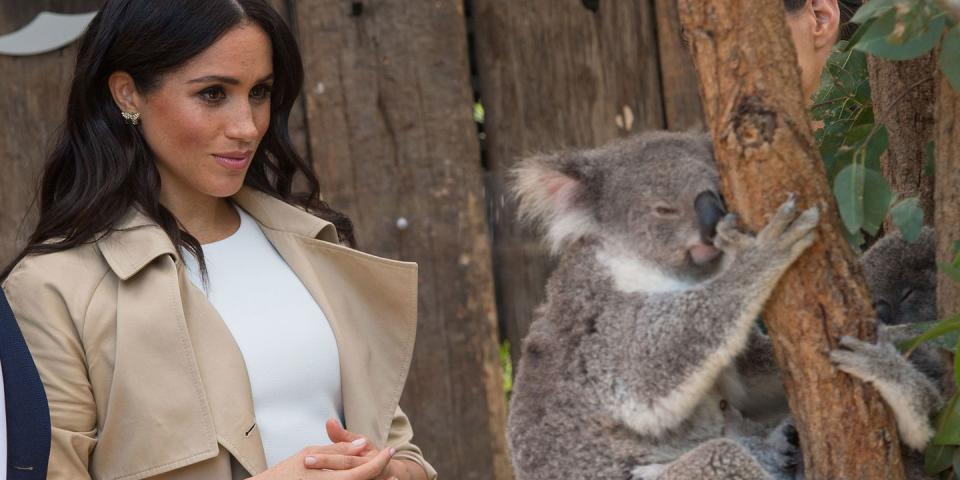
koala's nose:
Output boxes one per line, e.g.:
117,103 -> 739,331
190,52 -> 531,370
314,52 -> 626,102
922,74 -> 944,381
874,300 -> 894,324
694,190 -> 727,243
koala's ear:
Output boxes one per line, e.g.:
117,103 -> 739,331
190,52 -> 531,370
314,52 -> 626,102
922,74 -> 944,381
511,152 -> 596,253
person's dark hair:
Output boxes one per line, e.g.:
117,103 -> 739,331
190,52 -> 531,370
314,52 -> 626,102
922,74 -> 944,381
783,0 -> 862,40
2,0 -> 355,281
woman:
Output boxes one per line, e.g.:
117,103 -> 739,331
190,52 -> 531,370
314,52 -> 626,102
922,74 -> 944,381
0,1 -> 435,479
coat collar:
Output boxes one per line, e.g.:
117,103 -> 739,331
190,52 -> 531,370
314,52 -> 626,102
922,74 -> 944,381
97,186 -> 339,280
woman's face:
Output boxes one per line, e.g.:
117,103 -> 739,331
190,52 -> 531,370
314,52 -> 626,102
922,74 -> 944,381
136,23 -> 274,205
785,0 -> 841,102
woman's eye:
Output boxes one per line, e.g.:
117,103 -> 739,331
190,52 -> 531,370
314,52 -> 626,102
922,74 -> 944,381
199,87 -> 226,103
251,85 -> 272,101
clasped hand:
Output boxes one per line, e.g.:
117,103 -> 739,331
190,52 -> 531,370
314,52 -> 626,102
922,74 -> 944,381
255,419 -> 402,480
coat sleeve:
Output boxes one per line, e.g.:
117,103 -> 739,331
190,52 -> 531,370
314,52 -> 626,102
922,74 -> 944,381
385,406 -> 438,479
2,258 -> 98,480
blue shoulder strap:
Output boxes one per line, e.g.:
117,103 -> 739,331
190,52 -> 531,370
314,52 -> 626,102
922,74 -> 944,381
0,290 -> 50,479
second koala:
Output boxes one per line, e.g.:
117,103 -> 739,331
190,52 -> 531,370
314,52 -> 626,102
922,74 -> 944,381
507,131 -> 818,480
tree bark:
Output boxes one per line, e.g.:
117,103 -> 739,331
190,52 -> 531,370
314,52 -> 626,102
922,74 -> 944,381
868,54 -> 937,227
935,67 -> 960,321
677,1 -> 905,479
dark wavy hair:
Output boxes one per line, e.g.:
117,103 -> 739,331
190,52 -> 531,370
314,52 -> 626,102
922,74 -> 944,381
2,0 -> 355,281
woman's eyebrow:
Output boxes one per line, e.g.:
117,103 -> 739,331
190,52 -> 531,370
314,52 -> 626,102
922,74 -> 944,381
186,73 -> 275,85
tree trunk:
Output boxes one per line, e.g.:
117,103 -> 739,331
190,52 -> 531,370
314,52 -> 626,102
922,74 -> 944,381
677,1 -> 905,478
868,54 -> 937,227
935,67 -> 960,321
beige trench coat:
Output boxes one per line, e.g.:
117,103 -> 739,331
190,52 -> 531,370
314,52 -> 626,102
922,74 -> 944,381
2,186 -> 438,480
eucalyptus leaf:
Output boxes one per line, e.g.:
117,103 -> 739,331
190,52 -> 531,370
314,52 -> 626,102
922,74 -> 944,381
861,168 -> 894,236
856,10 -> 947,60
850,0 -> 897,24
934,393 -> 960,445
891,198 -> 924,242
834,164 -> 865,233
941,27 -> 960,92
901,314 -> 960,356
926,443 -> 956,474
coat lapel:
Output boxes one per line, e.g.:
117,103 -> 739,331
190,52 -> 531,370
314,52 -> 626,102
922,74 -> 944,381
232,188 -> 419,446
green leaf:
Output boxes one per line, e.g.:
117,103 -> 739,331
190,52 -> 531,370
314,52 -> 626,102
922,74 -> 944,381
934,393 -> 960,446
844,18 -> 877,51
927,443 -> 957,474
891,197 -> 924,242
941,27 -> 960,92
902,314 -> 960,354
834,164 -> 866,233
861,168 -> 894,236
953,448 -> 960,480
856,10 -> 947,60
850,0 -> 897,24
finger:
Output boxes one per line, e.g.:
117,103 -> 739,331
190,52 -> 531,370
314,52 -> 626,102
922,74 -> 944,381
334,447 -> 395,479
326,418 -> 365,444
303,441 -> 367,457
303,454 -> 370,470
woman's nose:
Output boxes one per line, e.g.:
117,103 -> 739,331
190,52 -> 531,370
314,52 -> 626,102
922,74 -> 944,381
225,103 -> 261,142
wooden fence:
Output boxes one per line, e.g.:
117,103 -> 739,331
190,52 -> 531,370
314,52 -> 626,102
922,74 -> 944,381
0,1 -> 704,477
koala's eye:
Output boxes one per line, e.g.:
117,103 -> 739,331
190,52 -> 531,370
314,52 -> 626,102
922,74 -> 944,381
653,204 -> 679,217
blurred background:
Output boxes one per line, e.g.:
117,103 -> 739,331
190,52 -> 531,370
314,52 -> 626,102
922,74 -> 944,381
0,1 -> 706,478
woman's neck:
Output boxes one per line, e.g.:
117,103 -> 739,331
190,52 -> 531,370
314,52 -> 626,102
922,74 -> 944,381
160,189 -> 241,245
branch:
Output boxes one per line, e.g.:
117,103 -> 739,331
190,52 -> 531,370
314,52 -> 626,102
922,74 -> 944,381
676,1 -> 906,478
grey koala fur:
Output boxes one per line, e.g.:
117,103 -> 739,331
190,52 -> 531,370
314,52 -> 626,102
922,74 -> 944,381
507,131 -> 819,480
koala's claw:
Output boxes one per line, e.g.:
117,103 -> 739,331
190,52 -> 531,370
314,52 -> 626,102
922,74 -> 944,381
830,335 -> 900,383
714,213 -> 752,252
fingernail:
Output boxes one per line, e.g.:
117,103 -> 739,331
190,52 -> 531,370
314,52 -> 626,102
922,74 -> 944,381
352,438 -> 367,446
389,447 -> 396,456
305,456 -> 317,466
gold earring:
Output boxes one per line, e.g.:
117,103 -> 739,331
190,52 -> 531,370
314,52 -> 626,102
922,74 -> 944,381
121,111 -> 141,126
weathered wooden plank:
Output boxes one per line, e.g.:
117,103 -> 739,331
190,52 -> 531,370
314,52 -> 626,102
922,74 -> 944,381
0,0 -> 102,266
292,1 -> 510,478
654,0 -> 705,130
471,0 -> 664,368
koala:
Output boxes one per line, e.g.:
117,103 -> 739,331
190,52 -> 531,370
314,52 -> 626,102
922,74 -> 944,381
825,227 -> 945,480
863,227 -> 937,328
506,130 -> 819,480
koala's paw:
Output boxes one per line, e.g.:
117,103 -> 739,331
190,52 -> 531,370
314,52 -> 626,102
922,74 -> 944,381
629,464 -> 667,480
766,419 -> 802,474
829,335 -> 902,384
714,213 -> 754,253
755,195 -> 819,265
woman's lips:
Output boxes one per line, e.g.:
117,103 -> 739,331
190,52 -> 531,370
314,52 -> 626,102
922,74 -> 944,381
212,152 -> 251,170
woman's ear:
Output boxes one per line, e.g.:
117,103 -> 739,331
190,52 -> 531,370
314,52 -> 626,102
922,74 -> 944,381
810,0 -> 840,50
107,71 -> 143,113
